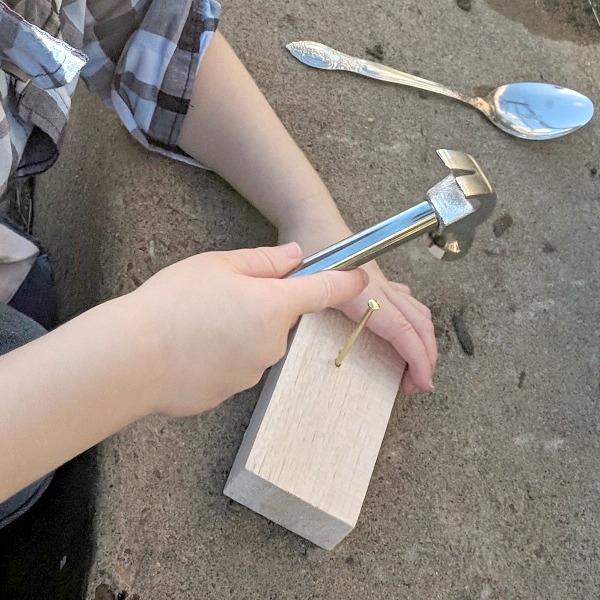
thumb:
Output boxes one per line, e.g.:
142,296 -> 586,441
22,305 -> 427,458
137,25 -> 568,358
226,243 -> 303,278
283,268 -> 369,315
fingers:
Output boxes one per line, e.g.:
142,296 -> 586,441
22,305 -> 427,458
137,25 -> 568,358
284,268 -> 369,315
401,371 -> 417,396
386,283 -> 437,370
365,299 -> 434,391
389,281 -> 412,295
386,293 -> 437,370
401,294 -> 433,320
390,281 -> 431,319
389,282 -> 431,318
226,243 -> 303,278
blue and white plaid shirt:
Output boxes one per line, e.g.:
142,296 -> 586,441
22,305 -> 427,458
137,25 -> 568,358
0,0 -> 220,303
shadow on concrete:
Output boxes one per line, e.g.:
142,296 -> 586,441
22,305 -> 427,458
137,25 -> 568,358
0,449 -> 97,599
0,168 -> 104,599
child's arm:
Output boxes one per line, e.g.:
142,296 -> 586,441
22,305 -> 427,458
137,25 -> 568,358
0,244 -> 367,502
178,32 -> 436,394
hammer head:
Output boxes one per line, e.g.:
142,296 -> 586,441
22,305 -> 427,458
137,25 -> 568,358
426,149 -> 496,261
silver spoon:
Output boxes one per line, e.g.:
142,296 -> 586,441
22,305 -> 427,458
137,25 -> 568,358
286,41 -> 594,140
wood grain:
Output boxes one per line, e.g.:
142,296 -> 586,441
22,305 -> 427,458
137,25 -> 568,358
224,308 -> 404,549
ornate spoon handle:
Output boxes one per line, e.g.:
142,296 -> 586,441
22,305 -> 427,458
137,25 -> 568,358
286,41 -> 476,107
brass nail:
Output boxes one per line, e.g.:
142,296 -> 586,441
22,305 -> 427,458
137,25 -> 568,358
335,299 -> 380,367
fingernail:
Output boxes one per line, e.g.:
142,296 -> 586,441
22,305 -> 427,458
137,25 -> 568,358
282,242 -> 302,259
428,380 -> 435,391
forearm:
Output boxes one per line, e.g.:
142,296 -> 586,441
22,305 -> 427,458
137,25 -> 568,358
178,32 -> 351,253
0,245 -> 370,500
0,298 -> 155,501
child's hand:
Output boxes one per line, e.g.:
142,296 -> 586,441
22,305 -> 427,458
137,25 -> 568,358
0,243 -> 367,498
131,243 -> 368,416
337,260 -> 437,396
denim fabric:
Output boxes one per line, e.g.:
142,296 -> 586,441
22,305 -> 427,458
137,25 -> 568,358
0,303 -> 54,529
1,215 -> 57,330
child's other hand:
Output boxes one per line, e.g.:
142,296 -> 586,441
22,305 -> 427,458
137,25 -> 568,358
279,221 -> 437,396
337,260 -> 437,396
131,243 -> 368,416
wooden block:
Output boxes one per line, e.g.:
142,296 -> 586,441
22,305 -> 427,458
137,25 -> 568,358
224,308 -> 404,549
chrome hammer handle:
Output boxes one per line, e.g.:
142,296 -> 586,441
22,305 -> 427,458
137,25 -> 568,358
287,202 -> 438,278
286,149 -> 496,277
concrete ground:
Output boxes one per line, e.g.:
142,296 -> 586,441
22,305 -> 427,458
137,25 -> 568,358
34,0 -> 598,598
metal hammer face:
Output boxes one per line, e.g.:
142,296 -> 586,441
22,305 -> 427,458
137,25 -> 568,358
426,149 -> 496,261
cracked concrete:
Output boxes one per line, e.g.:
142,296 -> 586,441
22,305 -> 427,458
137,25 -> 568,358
33,0 -> 599,598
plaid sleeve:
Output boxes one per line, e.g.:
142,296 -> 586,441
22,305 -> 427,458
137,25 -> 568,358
82,0 -> 220,167
0,1 -> 87,91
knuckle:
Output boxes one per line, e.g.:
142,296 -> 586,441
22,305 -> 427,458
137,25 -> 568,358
253,349 -> 273,375
246,370 -> 264,390
319,275 -> 337,308
272,337 -> 289,363
254,325 -> 290,367
255,247 -> 279,273
396,316 -> 415,336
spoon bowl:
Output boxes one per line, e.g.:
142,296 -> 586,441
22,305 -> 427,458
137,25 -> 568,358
480,82 -> 595,140
287,41 -> 595,140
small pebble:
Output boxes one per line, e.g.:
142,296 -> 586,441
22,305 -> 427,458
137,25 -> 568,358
456,0 -> 472,11
95,584 -> 116,600
452,313 -> 474,356
365,43 -> 385,61
493,213 -> 514,238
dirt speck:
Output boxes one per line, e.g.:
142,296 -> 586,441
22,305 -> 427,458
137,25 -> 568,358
542,240 -> 557,253
365,43 -> 385,61
473,85 -> 495,98
590,166 -> 598,177
282,13 -> 297,27
95,584 -> 116,600
452,312 -> 475,356
518,370 -> 526,388
456,0 -> 472,11
484,0 -> 599,44
493,213 -> 514,238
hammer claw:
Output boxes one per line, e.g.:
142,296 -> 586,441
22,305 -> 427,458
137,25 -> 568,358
436,149 -> 493,198
426,149 -> 496,260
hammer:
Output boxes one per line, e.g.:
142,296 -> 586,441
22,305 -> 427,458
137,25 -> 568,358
287,149 -> 496,277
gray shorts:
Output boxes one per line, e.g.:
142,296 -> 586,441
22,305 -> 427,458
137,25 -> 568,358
0,303 -> 54,529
